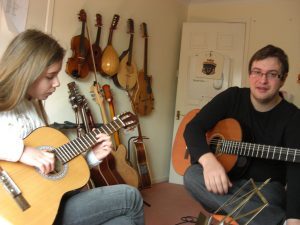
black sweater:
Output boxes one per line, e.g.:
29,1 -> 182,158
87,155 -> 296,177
184,87 -> 300,219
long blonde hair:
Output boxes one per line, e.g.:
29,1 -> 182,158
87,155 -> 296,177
0,29 -> 65,123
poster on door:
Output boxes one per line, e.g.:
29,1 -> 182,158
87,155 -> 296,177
186,50 -> 231,107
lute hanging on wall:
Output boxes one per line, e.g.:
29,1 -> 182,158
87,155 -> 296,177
100,14 -> 120,77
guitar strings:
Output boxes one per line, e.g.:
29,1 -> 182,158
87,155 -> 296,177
209,139 -> 300,159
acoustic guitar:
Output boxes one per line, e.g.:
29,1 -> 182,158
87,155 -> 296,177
90,82 -> 125,186
0,112 -> 137,225
128,91 -> 152,189
102,85 -> 140,188
172,109 -> 300,177
100,14 -> 120,77
88,13 -> 102,72
113,18 -> 138,90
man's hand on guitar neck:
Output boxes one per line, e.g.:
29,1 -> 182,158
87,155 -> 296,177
199,152 -> 232,195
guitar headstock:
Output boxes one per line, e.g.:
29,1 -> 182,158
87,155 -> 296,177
111,14 -> 120,30
68,81 -> 84,107
141,22 -> 148,38
115,111 -> 138,130
95,13 -> 102,27
90,82 -> 104,106
78,9 -> 87,23
127,18 -> 134,34
102,84 -> 113,102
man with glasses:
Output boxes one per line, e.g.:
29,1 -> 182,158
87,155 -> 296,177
183,45 -> 300,225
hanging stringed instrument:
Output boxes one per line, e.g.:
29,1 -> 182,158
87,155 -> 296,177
100,14 -> 120,77
66,9 -> 90,79
132,22 -> 154,116
102,85 -> 140,188
113,18 -> 138,90
88,13 -> 102,72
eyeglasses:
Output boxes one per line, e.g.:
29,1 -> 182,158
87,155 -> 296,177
250,70 -> 281,80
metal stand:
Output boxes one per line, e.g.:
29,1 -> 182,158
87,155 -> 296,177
196,178 -> 270,225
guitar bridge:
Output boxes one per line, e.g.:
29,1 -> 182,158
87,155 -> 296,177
0,167 -> 30,211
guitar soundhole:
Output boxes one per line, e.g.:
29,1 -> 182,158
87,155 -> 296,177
36,146 -> 68,180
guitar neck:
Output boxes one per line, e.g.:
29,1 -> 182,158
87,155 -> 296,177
127,34 -> 134,65
217,139 -> 300,163
108,101 -> 121,147
143,37 -> 148,76
55,116 -> 125,164
95,26 -> 102,46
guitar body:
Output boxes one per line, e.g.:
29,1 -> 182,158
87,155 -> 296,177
133,70 -> 154,116
113,52 -> 138,90
172,109 -> 240,176
90,155 -> 124,186
112,144 -> 140,188
134,140 -> 152,188
172,109 -> 200,175
0,127 -> 89,225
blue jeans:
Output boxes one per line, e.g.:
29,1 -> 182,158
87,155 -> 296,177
184,164 -> 286,225
54,184 -> 145,225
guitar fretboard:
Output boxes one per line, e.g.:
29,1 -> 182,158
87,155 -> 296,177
54,118 -> 124,164
214,139 -> 300,163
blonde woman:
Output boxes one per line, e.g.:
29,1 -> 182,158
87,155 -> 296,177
0,29 -> 144,225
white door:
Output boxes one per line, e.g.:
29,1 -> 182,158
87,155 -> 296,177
169,22 -> 246,184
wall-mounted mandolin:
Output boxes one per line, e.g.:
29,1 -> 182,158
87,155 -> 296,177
100,14 -> 120,77
113,18 -> 138,90
88,13 -> 102,73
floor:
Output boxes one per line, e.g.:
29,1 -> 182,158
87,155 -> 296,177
141,182 -> 207,225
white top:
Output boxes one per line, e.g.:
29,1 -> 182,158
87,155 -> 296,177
0,99 -> 100,167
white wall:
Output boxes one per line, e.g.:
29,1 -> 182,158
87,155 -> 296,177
22,0 -> 187,184
187,0 -> 300,106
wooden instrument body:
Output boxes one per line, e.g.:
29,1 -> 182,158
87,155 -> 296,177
132,23 -> 154,115
0,127 -> 89,225
66,9 -> 90,79
100,14 -> 120,77
112,144 -> 140,188
172,109 -> 240,176
114,53 -> 138,90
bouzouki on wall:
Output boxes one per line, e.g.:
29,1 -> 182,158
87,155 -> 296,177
113,18 -> 138,90
88,13 -> 102,72
132,22 -> 154,116
100,14 -> 120,77
102,85 -> 140,188
0,112 -> 137,225
172,109 -> 300,178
